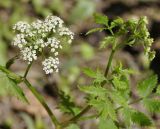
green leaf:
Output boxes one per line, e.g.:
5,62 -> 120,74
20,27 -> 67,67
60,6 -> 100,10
137,74 -> 157,97
83,68 -> 106,84
156,84 -> 160,95
109,91 -> 128,106
94,13 -> 108,26
83,68 -> 97,78
100,36 -> 116,49
79,85 -> 107,97
143,98 -> 160,113
110,17 -> 124,29
0,72 -> 28,103
131,111 -> 152,126
86,27 -> 105,35
112,76 -> 128,90
88,97 -> 116,120
59,91 -> 81,116
122,108 -> 132,127
98,117 -> 118,129
66,124 -> 80,129
106,99 -> 117,121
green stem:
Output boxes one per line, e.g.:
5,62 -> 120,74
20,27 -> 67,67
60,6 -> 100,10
24,62 -> 33,78
104,48 -> 116,77
23,79 -> 60,128
0,65 -> 22,83
62,105 -> 92,127
6,55 -> 19,69
115,97 -> 143,112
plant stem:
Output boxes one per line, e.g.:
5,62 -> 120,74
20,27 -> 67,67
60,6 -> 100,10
6,55 -> 19,69
24,62 -> 33,78
62,105 -> 92,127
104,48 -> 116,77
0,65 -> 22,83
115,97 -> 143,112
23,79 -> 60,128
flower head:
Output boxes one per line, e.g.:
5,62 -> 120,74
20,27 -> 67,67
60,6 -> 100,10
12,15 -> 74,74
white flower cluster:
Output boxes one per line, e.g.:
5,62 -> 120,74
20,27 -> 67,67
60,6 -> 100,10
42,57 -> 59,74
12,15 -> 74,74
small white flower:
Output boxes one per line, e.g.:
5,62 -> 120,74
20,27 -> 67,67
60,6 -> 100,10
21,47 -> 37,64
12,34 -> 27,48
13,21 -> 31,34
42,57 -> 59,74
12,15 -> 74,74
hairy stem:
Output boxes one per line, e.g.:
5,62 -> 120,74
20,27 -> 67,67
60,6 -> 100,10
23,79 -> 60,127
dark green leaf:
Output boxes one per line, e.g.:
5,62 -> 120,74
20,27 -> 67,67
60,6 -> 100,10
131,111 -> 152,126
137,74 -> 157,97
59,91 -> 80,116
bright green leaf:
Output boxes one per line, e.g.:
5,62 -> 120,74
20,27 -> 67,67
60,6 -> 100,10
79,85 -> 107,97
100,36 -> 116,49
112,76 -> 128,90
143,98 -> 160,113
86,27 -> 105,35
98,117 -> 118,129
110,17 -> 124,29
94,13 -> 108,26
66,124 -> 80,129
137,74 -> 157,97
83,68 -> 97,78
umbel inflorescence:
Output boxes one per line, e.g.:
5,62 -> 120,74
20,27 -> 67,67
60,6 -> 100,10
12,15 -> 74,74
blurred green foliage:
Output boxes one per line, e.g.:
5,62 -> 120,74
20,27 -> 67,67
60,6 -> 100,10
69,0 -> 96,23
